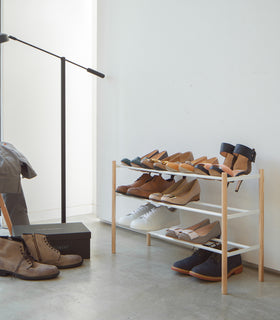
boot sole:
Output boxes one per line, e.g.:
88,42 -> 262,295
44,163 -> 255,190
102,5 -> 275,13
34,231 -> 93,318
57,260 -> 83,269
171,266 -> 190,275
189,265 -> 243,281
0,269 -> 60,280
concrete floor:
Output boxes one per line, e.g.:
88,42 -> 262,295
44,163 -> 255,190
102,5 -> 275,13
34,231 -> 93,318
0,214 -> 279,320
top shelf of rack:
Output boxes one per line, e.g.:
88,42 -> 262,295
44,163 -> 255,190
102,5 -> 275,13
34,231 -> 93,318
117,164 -> 260,182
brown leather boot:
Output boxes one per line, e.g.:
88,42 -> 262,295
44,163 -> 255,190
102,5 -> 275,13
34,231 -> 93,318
22,233 -> 83,269
0,236 -> 59,280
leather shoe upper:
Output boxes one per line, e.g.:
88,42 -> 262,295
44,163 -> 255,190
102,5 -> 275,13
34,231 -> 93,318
127,175 -> 174,198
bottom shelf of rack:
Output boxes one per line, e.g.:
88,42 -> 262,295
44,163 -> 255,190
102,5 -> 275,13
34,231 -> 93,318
148,229 -> 259,257
104,217 -> 259,257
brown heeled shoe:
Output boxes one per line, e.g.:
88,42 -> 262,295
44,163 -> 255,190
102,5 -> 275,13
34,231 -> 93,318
161,179 -> 200,205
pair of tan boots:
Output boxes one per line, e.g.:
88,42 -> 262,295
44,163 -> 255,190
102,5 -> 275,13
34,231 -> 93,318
0,234 -> 83,280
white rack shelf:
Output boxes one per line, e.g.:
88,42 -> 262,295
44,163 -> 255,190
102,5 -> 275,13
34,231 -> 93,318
148,229 -> 260,257
112,161 -> 264,295
117,163 -> 260,182
116,193 -> 259,220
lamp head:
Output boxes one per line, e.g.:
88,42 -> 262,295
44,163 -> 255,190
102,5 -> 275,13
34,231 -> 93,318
0,33 -> 9,43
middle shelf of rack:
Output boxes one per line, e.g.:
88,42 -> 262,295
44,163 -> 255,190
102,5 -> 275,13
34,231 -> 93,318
116,193 -> 260,220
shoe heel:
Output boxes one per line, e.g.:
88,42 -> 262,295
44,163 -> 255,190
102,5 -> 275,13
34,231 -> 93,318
191,194 -> 200,201
0,269 -> 11,277
235,180 -> 243,192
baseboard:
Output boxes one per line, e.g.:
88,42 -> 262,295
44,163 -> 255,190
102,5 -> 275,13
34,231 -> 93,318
29,204 -> 96,223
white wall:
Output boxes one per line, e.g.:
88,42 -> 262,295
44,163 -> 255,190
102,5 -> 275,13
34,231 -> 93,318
97,0 -> 280,271
2,0 -> 97,221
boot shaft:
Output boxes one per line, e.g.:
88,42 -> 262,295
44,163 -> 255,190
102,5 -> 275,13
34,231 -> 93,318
22,233 -> 59,263
22,233 -> 83,269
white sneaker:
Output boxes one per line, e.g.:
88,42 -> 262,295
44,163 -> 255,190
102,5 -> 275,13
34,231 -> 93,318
118,203 -> 156,227
130,206 -> 180,231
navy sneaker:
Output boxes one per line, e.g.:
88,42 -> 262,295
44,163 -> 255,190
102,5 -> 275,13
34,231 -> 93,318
189,252 -> 243,281
171,249 -> 212,275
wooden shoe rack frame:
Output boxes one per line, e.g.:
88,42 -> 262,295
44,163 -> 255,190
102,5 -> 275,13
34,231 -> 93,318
111,161 -> 264,295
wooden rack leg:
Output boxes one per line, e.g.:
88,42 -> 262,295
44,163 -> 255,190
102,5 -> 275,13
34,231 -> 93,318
258,169 -> 264,282
112,160 -> 116,254
221,173 -> 228,295
146,233 -> 151,246
0,194 -> 13,235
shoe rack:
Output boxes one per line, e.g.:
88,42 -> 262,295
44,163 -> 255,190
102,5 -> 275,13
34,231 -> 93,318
111,160 -> 264,295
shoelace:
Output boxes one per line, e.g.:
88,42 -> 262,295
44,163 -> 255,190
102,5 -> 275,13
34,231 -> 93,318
139,208 -> 157,220
128,204 -> 152,216
43,236 -> 60,255
14,245 -> 34,275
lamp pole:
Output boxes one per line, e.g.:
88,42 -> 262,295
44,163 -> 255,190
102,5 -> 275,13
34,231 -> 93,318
61,57 -> 66,222
0,33 -> 105,223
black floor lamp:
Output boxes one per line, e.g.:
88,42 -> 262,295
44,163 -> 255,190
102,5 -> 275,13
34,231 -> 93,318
0,33 -> 105,223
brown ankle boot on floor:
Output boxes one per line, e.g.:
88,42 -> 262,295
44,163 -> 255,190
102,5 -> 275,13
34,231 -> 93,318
22,233 -> 83,269
0,236 -> 59,280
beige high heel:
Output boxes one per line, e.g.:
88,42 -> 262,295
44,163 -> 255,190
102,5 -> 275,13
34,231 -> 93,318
149,178 -> 186,201
161,179 -> 200,205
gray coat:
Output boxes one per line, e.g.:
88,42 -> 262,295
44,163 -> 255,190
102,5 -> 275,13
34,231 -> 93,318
0,142 -> 37,225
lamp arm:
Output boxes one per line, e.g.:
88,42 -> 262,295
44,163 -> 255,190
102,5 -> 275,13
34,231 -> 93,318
8,35 -> 105,78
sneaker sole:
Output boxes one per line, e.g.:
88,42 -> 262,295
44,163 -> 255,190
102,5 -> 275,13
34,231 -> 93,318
171,266 -> 190,275
189,265 -> 243,281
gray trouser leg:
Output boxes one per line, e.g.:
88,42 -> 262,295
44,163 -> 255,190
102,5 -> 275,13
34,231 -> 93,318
2,183 -> 30,225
